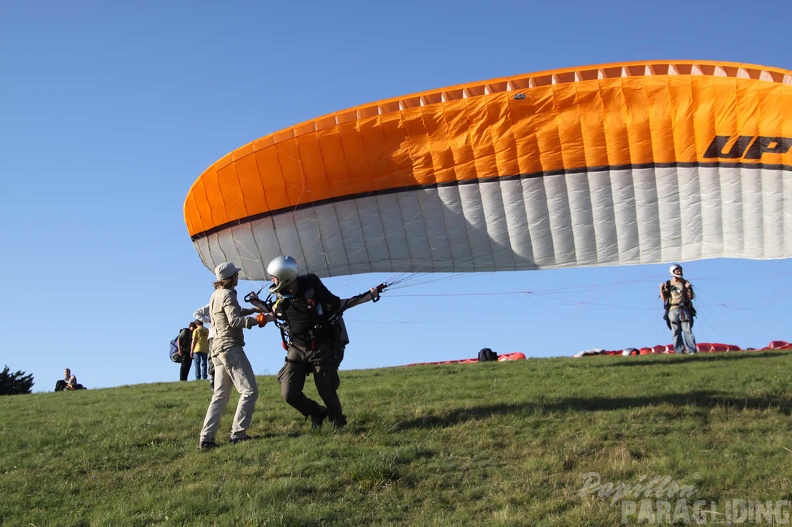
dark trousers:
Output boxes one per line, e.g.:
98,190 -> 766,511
55,380 -> 84,391
179,355 -> 192,381
278,353 -> 343,423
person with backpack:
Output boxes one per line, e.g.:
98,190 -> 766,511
177,322 -> 196,381
198,262 -> 270,450
265,255 -> 384,430
660,264 -> 698,354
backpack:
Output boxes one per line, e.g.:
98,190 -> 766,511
478,348 -> 498,362
169,334 -> 182,363
328,314 -> 350,367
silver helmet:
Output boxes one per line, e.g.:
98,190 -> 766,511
267,256 -> 299,293
669,264 -> 683,277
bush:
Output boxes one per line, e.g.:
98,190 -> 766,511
0,365 -> 34,395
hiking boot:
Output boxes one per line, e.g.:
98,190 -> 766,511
329,415 -> 347,430
229,435 -> 253,444
311,407 -> 329,430
199,440 -> 218,450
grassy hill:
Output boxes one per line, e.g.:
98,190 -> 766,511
2,352 -> 791,526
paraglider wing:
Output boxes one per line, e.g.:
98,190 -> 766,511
184,60 -> 792,280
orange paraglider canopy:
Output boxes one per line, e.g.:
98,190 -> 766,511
185,60 -> 792,280
185,60 -> 792,239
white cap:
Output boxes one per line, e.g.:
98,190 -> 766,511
215,262 -> 242,280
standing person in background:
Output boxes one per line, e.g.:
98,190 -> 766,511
193,305 -> 216,389
191,320 -> 210,380
177,322 -> 196,381
198,262 -> 271,450
660,264 -> 698,354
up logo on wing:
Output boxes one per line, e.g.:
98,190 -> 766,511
703,135 -> 792,160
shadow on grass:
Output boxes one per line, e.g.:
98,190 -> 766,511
392,390 -> 791,430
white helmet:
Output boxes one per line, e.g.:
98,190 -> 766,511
267,256 -> 299,293
669,264 -> 683,277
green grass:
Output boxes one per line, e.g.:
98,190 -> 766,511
2,352 -> 791,526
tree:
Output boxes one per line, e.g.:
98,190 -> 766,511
0,365 -> 34,395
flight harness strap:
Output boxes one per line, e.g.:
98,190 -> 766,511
663,280 -> 697,328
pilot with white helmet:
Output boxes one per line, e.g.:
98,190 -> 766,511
660,264 -> 698,354
266,255 -> 383,429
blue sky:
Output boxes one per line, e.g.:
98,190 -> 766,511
2,0 -> 791,390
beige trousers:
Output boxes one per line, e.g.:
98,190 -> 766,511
199,346 -> 259,442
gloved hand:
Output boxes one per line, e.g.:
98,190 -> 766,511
370,284 -> 385,302
256,312 -> 268,327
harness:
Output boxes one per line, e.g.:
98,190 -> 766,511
271,277 -> 349,369
245,275 -> 381,368
662,279 -> 697,328
275,294 -> 332,350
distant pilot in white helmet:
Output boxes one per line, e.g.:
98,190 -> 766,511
660,263 -> 697,354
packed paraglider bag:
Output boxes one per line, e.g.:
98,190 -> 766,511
478,348 -> 498,362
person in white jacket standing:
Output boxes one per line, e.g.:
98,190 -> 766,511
198,262 -> 271,450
